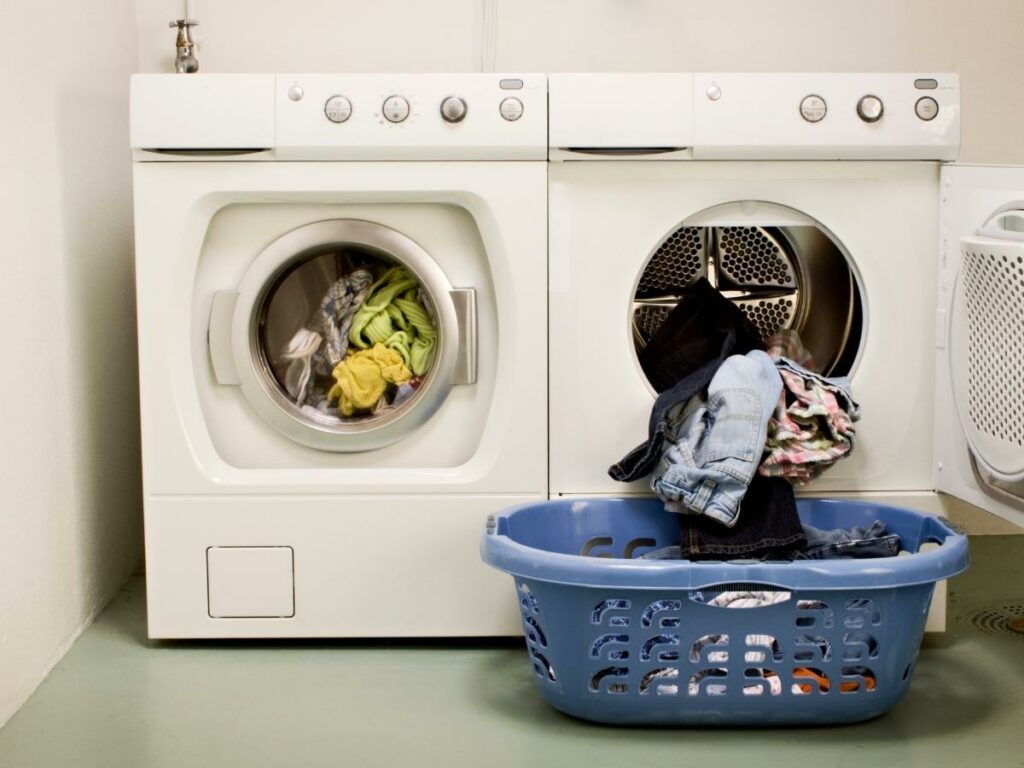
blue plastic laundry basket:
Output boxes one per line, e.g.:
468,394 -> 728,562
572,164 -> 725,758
481,497 -> 969,726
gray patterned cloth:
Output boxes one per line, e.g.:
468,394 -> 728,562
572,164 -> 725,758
279,269 -> 373,406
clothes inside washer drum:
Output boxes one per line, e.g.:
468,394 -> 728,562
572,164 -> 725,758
348,267 -> 438,376
279,268 -> 374,406
327,343 -> 413,416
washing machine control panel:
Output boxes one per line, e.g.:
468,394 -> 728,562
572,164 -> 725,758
275,74 -> 546,160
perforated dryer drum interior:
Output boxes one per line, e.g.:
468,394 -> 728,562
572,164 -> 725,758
632,203 -> 864,379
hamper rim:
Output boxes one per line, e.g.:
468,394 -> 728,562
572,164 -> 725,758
480,497 -> 969,592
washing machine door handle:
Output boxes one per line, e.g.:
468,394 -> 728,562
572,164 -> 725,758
450,288 -> 477,385
208,290 -> 241,385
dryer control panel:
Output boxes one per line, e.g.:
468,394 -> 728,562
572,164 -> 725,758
692,73 -> 959,161
547,73 -> 960,162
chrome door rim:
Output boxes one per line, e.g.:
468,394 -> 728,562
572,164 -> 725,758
231,219 -> 460,452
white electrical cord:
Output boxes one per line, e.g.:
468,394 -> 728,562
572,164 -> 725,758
479,0 -> 497,72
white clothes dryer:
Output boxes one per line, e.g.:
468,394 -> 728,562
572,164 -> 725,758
131,74 -> 547,638
548,73 -> 1024,533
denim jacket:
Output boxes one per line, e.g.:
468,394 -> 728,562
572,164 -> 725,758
651,351 -> 782,527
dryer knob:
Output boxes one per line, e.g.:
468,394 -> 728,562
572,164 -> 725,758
440,96 -> 468,123
857,95 -> 884,123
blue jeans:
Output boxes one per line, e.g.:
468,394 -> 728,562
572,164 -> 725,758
797,521 -> 900,559
651,351 -> 782,527
610,279 -> 765,483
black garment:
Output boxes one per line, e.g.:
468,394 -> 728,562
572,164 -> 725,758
639,278 -> 764,394
676,475 -> 805,560
609,279 -> 765,483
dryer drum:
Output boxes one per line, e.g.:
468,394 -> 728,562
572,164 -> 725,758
633,222 -> 862,376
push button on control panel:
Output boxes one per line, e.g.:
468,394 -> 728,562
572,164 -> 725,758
799,94 -> 827,123
915,96 -> 939,121
383,95 -> 411,123
499,97 -> 524,121
324,95 -> 352,123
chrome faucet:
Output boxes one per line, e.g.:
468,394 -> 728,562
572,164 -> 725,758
169,19 -> 199,74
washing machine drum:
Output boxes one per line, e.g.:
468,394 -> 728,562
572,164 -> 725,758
632,221 -> 860,377
208,219 -> 476,453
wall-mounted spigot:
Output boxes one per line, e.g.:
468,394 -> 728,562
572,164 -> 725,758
169,19 -> 199,74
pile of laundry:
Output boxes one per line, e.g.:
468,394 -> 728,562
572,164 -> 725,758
277,265 -> 437,419
610,278 -> 899,561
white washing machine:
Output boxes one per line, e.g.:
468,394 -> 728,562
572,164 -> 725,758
130,74 -> 547,638
548,73 -> 1024,532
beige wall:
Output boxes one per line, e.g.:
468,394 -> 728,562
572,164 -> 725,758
137,0 -> 1024,163
0,1 -> 141,728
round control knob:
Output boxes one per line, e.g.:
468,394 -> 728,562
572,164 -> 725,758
915,96 -> 939,121
383,95 -> 410,123
499,97 -> 524,121
440,96 -> 468,123
857,94 -> 884,123
799,94 -> 827,123
706,84 -> 722,101
287,84 -> 304,102
324,95 -> 352,123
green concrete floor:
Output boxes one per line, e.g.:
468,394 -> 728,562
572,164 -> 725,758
1,538 -> 1023,768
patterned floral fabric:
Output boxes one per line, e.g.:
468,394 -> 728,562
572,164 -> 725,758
758,355 -> 860,484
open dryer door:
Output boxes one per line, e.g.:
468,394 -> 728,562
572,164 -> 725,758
935,165 -> 1024,527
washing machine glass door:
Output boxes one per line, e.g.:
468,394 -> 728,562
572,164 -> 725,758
208,219 -> 476,452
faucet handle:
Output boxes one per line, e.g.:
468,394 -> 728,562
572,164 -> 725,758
169,19 -> 199,74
